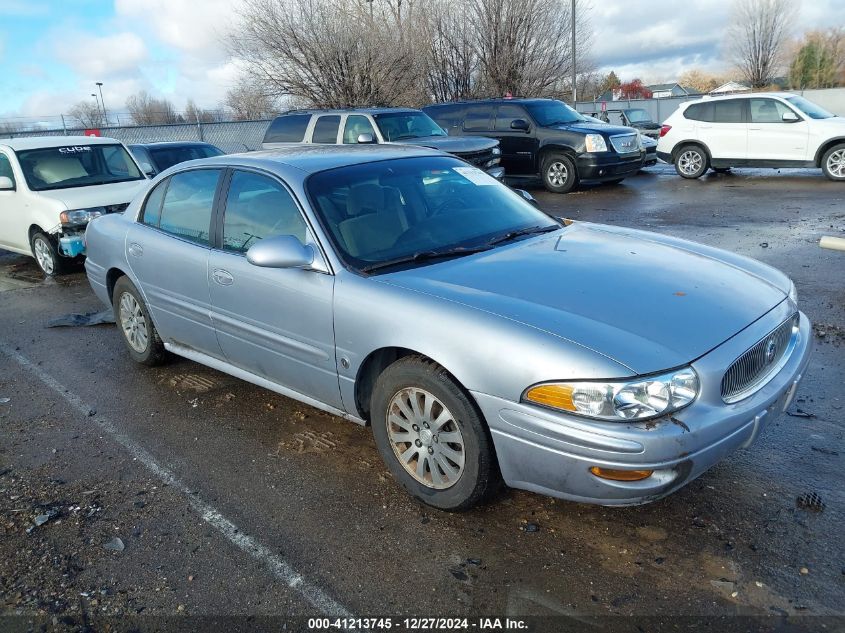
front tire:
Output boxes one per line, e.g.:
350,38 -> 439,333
112,276 -> 167,366
370,356 -> 499,511
30,232 -> 64,276
821,143 -> 845,181
674,145 -> 708,179
541,153 -> 578,193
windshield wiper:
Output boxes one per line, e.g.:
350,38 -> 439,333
487,225 -> 559,246
360,245 -> 491,273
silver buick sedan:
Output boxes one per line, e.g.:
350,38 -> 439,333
84,144 -> 812,510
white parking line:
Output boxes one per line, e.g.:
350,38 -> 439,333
0,342 -> 353,618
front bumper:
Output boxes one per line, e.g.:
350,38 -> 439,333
576,153 -> 641,182
474,306 -> 812,505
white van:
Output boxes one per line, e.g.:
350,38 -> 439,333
0,136 -> 147,275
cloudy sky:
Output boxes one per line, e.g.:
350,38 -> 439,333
0,0 -> 840,122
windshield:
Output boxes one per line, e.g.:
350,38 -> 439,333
17,144 -> 144,191
307,156 -> 559,273
373,112 -> 447,141
624,109 -> 652,123
524,100 -> 584,126
784,96 -> 834,120
149,144 -> 223,172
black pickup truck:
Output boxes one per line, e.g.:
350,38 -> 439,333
423,98 -> 643,193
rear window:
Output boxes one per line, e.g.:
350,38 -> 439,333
312,115 -> 341,144
263,114 -> 310,143
684,102 -> 713,122
148,144 -> 223,172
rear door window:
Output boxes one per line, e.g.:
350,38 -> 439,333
221,170 -> 308,252
713,100 -> 745,123
425,104 -> 464,130
463,105 -> 493,131
312,115 -> 341,144
263,114 -> 310,143
155,169 -> 221,245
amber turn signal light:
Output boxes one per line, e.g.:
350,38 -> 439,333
589,466 -> 654,482
524,384 -> 576,411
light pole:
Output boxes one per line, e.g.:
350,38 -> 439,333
91,94 -> 104,123
95,82 -> 107,125
571,0 -> 577,104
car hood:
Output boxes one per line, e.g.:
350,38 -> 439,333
395,135 -> 498,153
379,223 -> 788,375
630,121 -> 661,130
552,122 -> 636,136
34,179 -> 147,210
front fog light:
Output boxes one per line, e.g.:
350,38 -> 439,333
524,367 -> 699,422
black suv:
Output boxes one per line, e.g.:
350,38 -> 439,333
423,99 -> 643,193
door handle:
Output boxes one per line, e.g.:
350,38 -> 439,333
128,242 -> 143,257
212,268 -> 234,286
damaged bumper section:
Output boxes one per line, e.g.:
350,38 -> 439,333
474,306 -> 812,506
55,203 -> 129,258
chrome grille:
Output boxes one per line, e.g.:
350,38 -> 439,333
609,134 -> 640,155
721,314 -> 798,403
456,148 -> 496,168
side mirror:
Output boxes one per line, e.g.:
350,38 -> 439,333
139,162 -> 155,176
782,111 -> 800,122
0,176 -> 14,190
246,235 -> 315,269
513,188 -> 539,208
356,133 -> 376,144
510,119 -> 530,131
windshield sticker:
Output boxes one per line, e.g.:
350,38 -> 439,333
58,146 -> 93,154
453,166 -> 497,186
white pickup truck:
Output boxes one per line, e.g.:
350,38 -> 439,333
0,136 -> 147,275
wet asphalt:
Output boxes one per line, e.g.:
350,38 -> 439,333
0,162 -> 843,630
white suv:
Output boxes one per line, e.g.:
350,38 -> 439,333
657,93 -> 845,181
0,136 -> 147,275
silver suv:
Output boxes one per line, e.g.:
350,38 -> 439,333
262,107 -> 504,179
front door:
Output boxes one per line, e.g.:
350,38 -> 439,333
697,98 -> 748,160
746,98 -> 809,162
493,104 -> 537,175
126,167 -> 223,356
208,169 -> 341,407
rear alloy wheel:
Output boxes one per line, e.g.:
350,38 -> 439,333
30,232 -> 64,276
674,145 -> 708,179
821,143 -> 845,181
541,153 -> 578,193
371,356 -> 499,511
112,276 -> 167,366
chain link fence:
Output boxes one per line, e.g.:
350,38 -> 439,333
1,119 -> 274,153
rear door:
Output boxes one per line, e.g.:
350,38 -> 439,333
125,168 -> 224,356
207,169 -> 341,407
493,103 -> 537,175
746,97 -> 809,162
310,115 -> 342,144
697,99 -> 747,160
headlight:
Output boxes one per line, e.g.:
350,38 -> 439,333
523,367 -> 699,422
585,134 -> 608,152
637,132 -> 644,149
788,281 -> 798,305
60,207 -> 105,225
492,146 -> 502,156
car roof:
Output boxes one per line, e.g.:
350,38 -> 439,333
186,143 -> 446,174
277,107 -> 422,116
0,135 -> 124,151
688,91 -> 795,104
129,141 -> 218,149
427,98 -> 564,107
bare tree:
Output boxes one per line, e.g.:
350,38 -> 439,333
185,99 -> 220,123
230,0 -> 422,108
126,91 -> 180,125
727,0 -> 793,88
678,69 -> 726,93
224,79 -> 278,120
68,101 -> 106,128
423,1 -> 480,102
468,0 -> 590,98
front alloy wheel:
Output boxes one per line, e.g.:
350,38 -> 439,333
30,232 -> 62,276
386,387 -> 465,490
541,153 -> 578,193
822,144 -> 845,181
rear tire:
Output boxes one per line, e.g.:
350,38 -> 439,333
112,276 -> 167,366
370,356 -> 500,511
30,232 -> 64,277
674,145 -> 708,179
541,153 -> 578,193
821,143 -> 845,181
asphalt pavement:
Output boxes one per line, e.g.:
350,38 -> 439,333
1,162 -> 843,632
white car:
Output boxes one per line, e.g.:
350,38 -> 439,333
0,136 -> 147,275
657,92 -> 845,181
